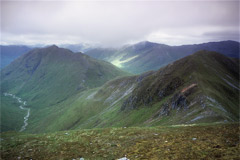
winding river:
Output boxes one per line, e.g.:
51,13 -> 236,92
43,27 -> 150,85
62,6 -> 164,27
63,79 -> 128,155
4,93 -> 30,132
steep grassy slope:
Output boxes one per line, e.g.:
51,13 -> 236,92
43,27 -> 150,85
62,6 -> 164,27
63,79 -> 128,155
1,123 -> 239,159
0,45 -> 129,132
31,51 -> 239,132
1,45 -> 128,107
85,40 -> 240,74
119,51 -> 239,124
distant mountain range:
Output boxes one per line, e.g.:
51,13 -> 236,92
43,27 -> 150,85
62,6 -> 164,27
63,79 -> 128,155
1,41 -> 239,73
0,45 -> 32,69
1,46 -> 239,132
0,43 -> 95,69
85,40 -> 240,74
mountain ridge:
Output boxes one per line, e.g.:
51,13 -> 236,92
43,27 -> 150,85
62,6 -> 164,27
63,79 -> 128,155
14,51 -> 240,132
0,48 -> 239,133
85,40 -> 240,74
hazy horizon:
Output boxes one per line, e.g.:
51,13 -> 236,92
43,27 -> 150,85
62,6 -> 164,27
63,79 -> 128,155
1,39 -> 239,49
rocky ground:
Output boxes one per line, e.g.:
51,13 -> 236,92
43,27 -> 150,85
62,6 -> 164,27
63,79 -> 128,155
0,123 -> 239,160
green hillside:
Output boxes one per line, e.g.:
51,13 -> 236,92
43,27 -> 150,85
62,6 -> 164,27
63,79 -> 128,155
1,50 -> 239,133
0,45 -> 129,132
4,50 -> 236,133
50,50 -> 238,131
0,49 -> 239,159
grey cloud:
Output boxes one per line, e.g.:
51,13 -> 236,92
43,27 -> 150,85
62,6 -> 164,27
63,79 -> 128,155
1,1 -> 239,46
202,29 -> 239,41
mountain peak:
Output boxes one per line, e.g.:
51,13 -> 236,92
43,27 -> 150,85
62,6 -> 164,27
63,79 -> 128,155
46,44 -> 59,49
1,45 -> 128,115
34,44 -> 77,57
135,41 -> 157,46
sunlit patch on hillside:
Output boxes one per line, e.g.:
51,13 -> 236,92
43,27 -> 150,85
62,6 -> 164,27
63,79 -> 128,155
111,55 -> 139,68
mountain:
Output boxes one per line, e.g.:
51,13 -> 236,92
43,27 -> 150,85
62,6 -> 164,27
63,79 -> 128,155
2,50 -> 237,133
55,50 -> 238,131
0,45 -> 129,132
0,44 -> 96,69
0,45 -> 32,69
85,40 -> 240,74
60,43 -> 94,53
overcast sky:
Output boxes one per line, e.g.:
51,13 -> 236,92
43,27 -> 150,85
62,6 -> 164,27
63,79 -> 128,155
1,0 -> 239,47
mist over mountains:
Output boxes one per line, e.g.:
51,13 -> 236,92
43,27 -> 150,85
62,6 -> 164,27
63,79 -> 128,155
85,40 -> 240,74
1,40 -> 239,72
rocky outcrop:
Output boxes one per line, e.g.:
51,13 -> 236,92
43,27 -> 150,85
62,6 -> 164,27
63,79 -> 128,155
157,93 -> 188,117
121,77 -> 184,110
121,95 -> 138,110
158,77 -> 184,100
153,83 -> 199,118
171,93 -> 188,110
158,102 -> 170,116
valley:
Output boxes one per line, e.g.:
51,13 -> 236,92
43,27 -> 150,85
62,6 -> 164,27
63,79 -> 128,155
3,93 -> 30,132
1,48 -> 239,133
0,44 -> 239,159
1,1 -> 239,159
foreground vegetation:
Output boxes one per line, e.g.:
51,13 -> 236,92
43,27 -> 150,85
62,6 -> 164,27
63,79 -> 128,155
0,123 -> 239,160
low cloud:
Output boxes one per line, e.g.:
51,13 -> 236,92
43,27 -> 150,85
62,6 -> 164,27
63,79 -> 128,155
1,1 -> 239,46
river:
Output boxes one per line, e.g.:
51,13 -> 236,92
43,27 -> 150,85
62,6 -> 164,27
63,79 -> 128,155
3,93 -> 30,132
